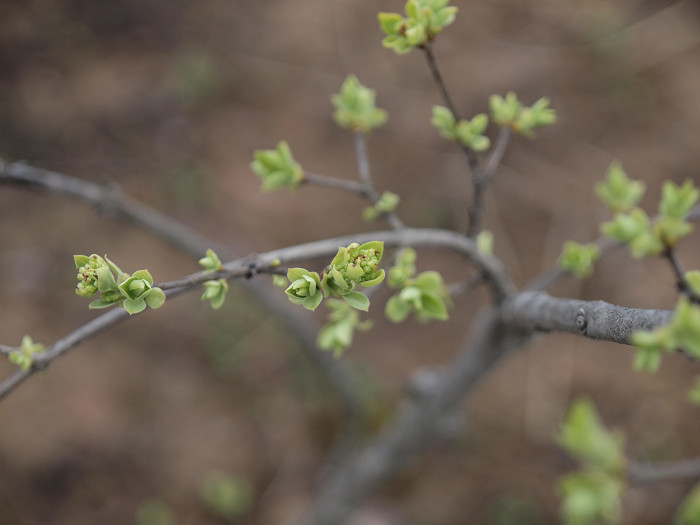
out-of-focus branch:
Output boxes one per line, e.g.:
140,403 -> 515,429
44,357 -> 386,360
296,310 -> 531,525
302,172 -> 366,195
502,291 -> 673,345
353,132 -> 404,230
526,204 -> 700,293
628,456 -> 700,484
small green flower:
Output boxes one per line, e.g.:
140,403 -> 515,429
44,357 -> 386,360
332,75 -> 388,133
8,335 -> 45,371
285,268 -> 324,311
250,141 -> 304,192
557,241 -> 601,278
202,279 -> 228,310
322,242 -> 384,307
378,0 -> 458,54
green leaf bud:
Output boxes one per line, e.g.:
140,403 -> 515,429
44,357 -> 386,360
558,471 -> 623,525
377,1 -> 458,54
659,179 -> 699,219
316,300 -> 372,356
689,378 -> 700,406
8,335 -> 45,371
557,398 -> 625,473
675,482 -> 700,525
388,247 -> 417,288
490,92 -> 556,136
476,230 -> 494,256
250,141 -> 304,192
654,216 -> 693,247
595,161 -> 645,214
199,248 -> 223,272
285,268 -> 323,311
685,271 -> 700,296
202,279 -> 228,310
332,75 -> 388,133
557,241 -> 601,278
670,297 -> 700,358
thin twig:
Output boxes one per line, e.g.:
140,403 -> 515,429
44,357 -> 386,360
664,248 -> 700,303
0,159 -> 365,424
628,456 -> 700,484
466,128 -> 512,237
303,172 -> 366,195
526,204 -> 700,293
353,132 -> 404,229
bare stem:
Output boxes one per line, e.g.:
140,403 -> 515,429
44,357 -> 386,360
664,248 -> 700,302
628,456 -> 700,483
303,172 -> 366,195
0,345 -> 16,355
353,132 -> 404,229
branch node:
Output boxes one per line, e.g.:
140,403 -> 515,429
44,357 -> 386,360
576,308 -> 588,334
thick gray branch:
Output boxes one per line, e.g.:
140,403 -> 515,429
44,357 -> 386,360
503,291 -> 673,344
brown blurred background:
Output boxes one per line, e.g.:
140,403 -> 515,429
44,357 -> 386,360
1,0 -> 700,523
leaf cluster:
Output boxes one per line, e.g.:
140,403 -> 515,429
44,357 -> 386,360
74,254 -> 166,315
489,92 -> 557,137
378,0 -> 458,54
250,141 -> 304,192
332,75 -> 388,133
431,106 -> 490,151
385,248 -> 450,322
557,399 -> 625,525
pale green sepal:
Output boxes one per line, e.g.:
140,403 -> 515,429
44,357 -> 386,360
303,292 -> 324,311
88,297 -> 122,309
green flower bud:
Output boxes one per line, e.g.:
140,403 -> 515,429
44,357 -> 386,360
557,241 -> 601,278
8,335 -> 45,371
378,1 -> 458,54
250,141 -> 304,192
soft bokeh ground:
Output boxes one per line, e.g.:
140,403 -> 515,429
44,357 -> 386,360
1,0 -> 700,524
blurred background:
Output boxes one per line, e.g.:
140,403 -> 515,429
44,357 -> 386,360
1,0 -> 700,523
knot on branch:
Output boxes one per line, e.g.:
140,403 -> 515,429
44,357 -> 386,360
576,308 -> 588,335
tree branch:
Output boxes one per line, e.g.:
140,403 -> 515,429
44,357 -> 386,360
502,291 -> 673,345
0,159 -> 365,424
353,132 -> 404,229
628,456 -> 700,484
302,172 -> 366,195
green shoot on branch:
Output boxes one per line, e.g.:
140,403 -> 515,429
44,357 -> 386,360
596,161 -> 645,214
250,141 -> 304,192
74,254 -> 166,315
332,75 -> 388,133
199,249 -> 228,309
557,399 -> 625,525
489,92 -> 557,137
317,300 -> 373,357
378,0 -> 458,54
7,335 -> 45,371
432,106 -> 491,151
385,248 -> 450,323
557,241 -> 601,279
363,191 -> 400,222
